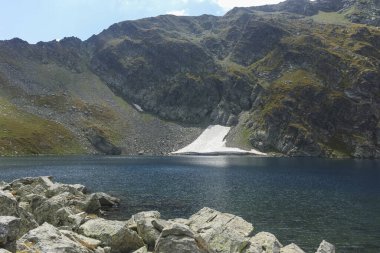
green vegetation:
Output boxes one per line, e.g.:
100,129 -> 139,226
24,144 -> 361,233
0,98 -> 84,155
324,133 -> 353,158
311,11 -> 350,25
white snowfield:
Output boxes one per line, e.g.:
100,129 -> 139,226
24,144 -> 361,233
172,125 -> 267,155
133,104 -> 144,112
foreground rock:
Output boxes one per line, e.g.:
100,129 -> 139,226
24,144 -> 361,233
127,211 -> 161,249
244,232 -> 283,253
189,207 -> 254,252
0,190 -> 38,237
155,223 -> 206,253
316,240 -> 335,253
79,218 -> 144,253
0,217 -> 20,252
16,223 -> 108,253
0,177 -> 335,253
280,243 -> 305,253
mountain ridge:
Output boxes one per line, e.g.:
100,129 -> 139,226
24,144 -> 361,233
0,0 -> 379,158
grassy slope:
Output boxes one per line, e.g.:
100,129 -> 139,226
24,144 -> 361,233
311,11 -> 351,25
0,47 -> 202,155
0,97 -> 84,155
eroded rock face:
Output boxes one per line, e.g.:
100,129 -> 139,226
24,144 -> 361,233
79,218 -> 144,253
189,207 -> 254,253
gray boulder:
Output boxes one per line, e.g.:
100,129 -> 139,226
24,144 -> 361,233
0,182 -> 10,191
10,176 -> 54,201
80,194 -> 102,214
189,207 -> 254,253
32,191 -> 100,225
0,191 -> 37,236
33,192 -> 71,224
0,249 -> 11,253
0,216 -> 20,252
79,218 -> 144,253
0,191 -> 18,216
152,219 -> 173,232
60,229 -> 109,252
92,192 -> 120,207
137,219 -> 160,249
316,240 -> 335,253
55,208 -> 89,230
280,243 -> 305,253
10,176 -> 54,189
16,222 -> 96,253
128,211 -> 161,249
17,206 -> 39,236
242,244 -> 262,253
127,211 -> 160,227
25,193 -> 47,212
244,232 -> 282,253
155,223 -> 206,253
46,183 -> 86,198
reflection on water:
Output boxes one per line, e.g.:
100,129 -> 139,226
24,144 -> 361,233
0,156 -> 379,252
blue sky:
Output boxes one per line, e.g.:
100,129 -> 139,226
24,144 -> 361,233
0,0 -> 283,44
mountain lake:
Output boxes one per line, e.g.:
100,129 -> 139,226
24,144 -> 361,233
0,155 -> 379,252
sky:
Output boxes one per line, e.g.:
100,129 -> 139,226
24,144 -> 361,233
0,0 -> 283,44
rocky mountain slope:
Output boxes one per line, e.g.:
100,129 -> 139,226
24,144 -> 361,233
0,0 -> 379,158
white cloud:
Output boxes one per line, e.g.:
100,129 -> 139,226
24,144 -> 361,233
166,9 -> 188,16
213,0 -> 284,11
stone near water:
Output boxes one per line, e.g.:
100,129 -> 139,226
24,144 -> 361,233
16,222 -> 100,253
79,218 -> 144,253
316,240 -> 335,253
280,243 -> 305,253
155,223 -> 205,253
0,177 -> 336,253
189,207 -> 254,253
251,232 -> 283,253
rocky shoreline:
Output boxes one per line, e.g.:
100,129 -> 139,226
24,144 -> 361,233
0,177 -> 335,253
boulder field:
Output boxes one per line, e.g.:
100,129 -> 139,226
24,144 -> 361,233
0,176 -> 335,253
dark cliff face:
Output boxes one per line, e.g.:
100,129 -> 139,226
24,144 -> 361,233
0,0 -> 379,157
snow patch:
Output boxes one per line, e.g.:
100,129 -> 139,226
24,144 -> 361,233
172,125 -> 267,155
133,104 -> 144,112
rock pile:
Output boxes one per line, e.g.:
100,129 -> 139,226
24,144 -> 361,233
0,177 -> 335,253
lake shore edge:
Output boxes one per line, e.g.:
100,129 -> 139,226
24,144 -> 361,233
0,176 -> 335,253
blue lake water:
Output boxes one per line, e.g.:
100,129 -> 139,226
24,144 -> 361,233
0,156 -> 379,252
